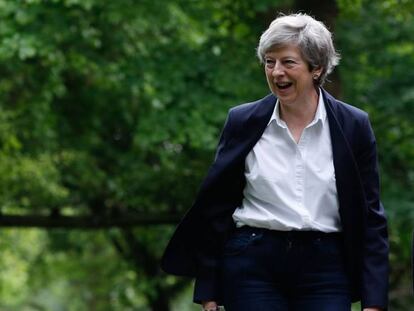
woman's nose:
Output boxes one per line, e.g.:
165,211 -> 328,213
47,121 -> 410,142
272,62 -> 284,77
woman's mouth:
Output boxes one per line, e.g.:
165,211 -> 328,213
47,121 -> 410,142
275,82 -> 293,90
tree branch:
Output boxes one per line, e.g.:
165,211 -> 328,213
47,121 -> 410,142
0,214 -> 181,228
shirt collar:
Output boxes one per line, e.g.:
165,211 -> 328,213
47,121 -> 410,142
267,88 -> 327,128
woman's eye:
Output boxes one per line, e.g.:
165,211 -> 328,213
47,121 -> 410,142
265,59 -> 275,67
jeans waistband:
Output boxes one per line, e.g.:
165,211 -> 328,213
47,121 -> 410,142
235,225 -> 342,240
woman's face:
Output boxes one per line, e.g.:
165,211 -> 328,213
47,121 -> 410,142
264,44 -> 321,106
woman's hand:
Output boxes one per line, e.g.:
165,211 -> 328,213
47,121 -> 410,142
202,301 -> 219,311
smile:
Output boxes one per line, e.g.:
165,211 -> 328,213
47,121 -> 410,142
275,82 -> 293,90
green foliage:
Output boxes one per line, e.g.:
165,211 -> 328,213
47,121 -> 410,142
0,154 -> 68,213
0,229 -> 46,307
0,0 -> 412,309
336,1 -> 414,308
0,0 -> 290,215
337,0 -> 414,184
0,229 -> 152,311
0,0 -> 289,309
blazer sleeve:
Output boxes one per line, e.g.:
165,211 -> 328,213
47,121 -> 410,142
356,115 -> 389,309
193,109 -> 235,305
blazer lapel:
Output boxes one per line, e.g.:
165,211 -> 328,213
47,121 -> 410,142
212,94 -> 277,171
323,89 -> 363,229
199,94 -> 276,221
239,94 -> 277,154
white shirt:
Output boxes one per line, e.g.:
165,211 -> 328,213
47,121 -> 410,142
232,90 -> 341,232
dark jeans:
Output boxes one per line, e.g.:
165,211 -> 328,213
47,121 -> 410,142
220,226 -> 351,311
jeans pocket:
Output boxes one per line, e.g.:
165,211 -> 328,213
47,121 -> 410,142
223,230 -> 263,256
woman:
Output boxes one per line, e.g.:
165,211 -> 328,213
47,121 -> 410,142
161,13 -> 388,311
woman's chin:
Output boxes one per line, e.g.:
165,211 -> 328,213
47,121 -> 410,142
273,87 -> 294,100
275,93 -> 295,105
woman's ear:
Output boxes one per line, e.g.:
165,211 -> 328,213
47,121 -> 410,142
313,66 -> 323,76
312,67 -> 323,81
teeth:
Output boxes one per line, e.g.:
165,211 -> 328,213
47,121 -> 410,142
276,82 -> 292,89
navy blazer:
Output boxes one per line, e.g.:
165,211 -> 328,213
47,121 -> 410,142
161,89 -> 389,309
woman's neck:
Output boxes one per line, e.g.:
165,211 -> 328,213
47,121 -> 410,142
279,88 -> 319,128
278,88 -> 319,144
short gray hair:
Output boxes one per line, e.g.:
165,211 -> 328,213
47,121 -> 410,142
257,13 -> 340,85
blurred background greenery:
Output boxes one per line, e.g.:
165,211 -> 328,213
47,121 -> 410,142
0,0 -> 412,310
